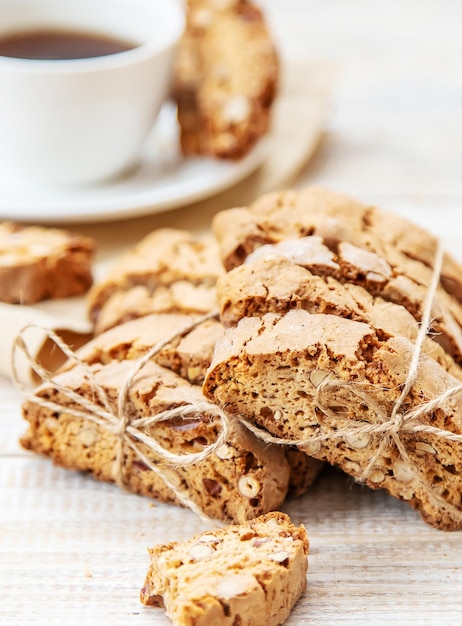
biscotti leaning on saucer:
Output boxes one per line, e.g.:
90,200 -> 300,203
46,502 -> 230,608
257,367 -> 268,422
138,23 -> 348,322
173,0 -> 279,159
203,187 -> 462,530
87,228 -> 224,335
0,221 -> 95,304
20,313 -> 292,523
140,511 -> 308,626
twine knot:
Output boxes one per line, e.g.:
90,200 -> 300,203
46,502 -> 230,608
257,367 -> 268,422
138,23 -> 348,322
388,412 -> 405,436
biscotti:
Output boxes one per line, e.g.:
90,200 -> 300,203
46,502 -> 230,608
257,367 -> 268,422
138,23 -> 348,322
20,315 -> 290,523
0,221 -> 94,304
212,187 -> 462,286
76,312 -> 224,385
212,188 -> 462,366
203,308 -> 462,530
140,511 -> 308,626
173,0 -> 279,159
203,187 -> 462,529
215,246 -> 462,380
87,228 -> 223,334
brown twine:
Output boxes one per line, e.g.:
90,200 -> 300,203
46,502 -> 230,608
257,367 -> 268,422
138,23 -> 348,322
12,311 -> 229,522
238,241 -> 462,522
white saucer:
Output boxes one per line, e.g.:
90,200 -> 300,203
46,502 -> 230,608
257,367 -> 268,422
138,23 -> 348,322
0,103 -> 269,224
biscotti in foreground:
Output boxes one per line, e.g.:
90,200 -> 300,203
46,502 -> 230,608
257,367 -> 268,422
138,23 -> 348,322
0,221 -> 95,304
140,511 -> 308,626
73,312 -> 323,496
203,308 -> 462,530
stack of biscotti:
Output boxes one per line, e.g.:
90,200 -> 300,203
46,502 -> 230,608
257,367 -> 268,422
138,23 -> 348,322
141,511 -> 309,625
84,226 -> 324,500
173,0 -> 279,159
203,187 -> 462,530
21,313 -> 290,523
21,222 -> 324,520
0,221 -> 95,304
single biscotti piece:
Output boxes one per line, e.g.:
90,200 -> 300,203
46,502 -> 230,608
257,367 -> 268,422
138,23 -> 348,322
76,312 -> 224,385
212,189 -> 462,365
87,228 -> 223,334
140,511 -> 308,626
203,309 -> 462,530
212,188 -> 462,290
93,282 -> 218,336
0,221 -> 95,304
173,0 -> 278,159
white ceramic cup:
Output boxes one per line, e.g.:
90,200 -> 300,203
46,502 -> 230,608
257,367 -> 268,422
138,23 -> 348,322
0,0 -> 184,185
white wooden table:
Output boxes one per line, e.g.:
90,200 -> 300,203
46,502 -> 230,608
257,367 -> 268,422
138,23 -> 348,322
2,1 -> 462,624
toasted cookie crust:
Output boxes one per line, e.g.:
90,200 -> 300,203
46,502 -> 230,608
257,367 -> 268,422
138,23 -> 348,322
212,188 -> 462,366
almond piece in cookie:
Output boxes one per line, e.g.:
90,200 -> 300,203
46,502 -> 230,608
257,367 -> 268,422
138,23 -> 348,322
140,511 -> 308,626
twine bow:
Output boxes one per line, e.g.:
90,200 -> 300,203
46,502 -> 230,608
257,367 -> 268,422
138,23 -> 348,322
12,311 -> 229,521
